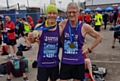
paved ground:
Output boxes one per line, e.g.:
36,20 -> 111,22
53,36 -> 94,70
0,26 -> 120,81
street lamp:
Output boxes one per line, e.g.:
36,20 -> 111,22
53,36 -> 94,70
27,0 -> 29,8
6,0 -> 9,9
92,0 -> 93,5
58,1 -> 62,9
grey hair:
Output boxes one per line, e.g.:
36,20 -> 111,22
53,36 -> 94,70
67,2 -> 79,11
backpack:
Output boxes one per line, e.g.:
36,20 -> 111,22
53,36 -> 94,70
0,63 -> 7,75
17,44 -> 29,51
83,64 -> 107,81
32,60 -> 37,68
92,64 -> 107,81
1,44 -> 9,56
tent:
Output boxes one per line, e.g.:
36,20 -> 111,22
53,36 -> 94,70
118,6 -> 120,10
84,8 -> 92,12
95,7 -> 102,11
105,6 -> 113,11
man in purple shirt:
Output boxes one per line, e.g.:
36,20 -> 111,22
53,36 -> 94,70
59,2 -> 102,81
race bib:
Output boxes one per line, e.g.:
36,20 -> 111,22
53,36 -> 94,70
43,43 -> 58,58
6,28 -> 10,30
64,40 -> 78,54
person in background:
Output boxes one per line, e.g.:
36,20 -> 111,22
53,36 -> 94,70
94,10 -> 103,32
113,10 -> 118,26
103,11 -> 108,30
85,12 -> 91,25
0,16 -> 3,51
56,13 -> 64,24
37,17 -> 43,24
90,12 -> 95,27
26,14 -> 34,31
21,18 -> 31,37
6,51 -> 29,81
108,11 -> 114,29
117,10 -> 120,24
3,16 -> 17,60
78,11 -> 85,22
21,18 -> 32,50
15,17 -> 24,38
16,17 -> 31,50
112,30 -> 120,48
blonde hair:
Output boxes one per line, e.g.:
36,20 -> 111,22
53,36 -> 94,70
67,2 -> 79,11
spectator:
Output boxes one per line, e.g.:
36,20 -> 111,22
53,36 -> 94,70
56,13 -> 63,24
15,17 -> 24,38
82,46 -> 95,81
21,18 -> 31,37
113,10 -> 118,26
78,11 -> 85,21
16,17 -> 31,50
117,10 -> 120,24
94,10 -> 103,32
26,14 -> 34,31
112,30 -> 120,48
3,16 -> 17,60
0,16 -> 3,51
21,18 -> 32,50
6,51 -> 29,81
85,12 -> 91,25
108,12 -> 114,29
103,11 -> 108,30
37,17 -> 43,23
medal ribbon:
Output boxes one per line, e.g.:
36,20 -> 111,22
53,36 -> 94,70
68,21 -> 79,43
34,20 -> 57,31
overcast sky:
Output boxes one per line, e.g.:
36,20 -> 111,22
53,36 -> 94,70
0,0 -> 119,9
0,0 -> 85,9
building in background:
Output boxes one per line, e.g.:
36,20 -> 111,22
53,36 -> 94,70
86,0 -> 120,10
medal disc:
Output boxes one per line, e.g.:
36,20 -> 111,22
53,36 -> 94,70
69,42 -> 74,49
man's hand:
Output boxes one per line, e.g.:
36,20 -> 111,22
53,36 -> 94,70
82,49 -> 89,55
2,30 -> 7,33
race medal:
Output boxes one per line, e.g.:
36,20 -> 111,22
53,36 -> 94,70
69,42 -> 75,49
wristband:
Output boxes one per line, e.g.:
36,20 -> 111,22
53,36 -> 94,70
88,48 -> 92,53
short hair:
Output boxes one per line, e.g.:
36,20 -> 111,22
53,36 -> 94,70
67,2 -> 79,11
5,15 -> 10,18
22,18 -> 26,21
16,17 -> 19,19
26,14 -> 29,16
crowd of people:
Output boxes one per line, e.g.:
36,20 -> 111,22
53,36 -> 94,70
0,2 -> 104,81
78,9 -> 120,30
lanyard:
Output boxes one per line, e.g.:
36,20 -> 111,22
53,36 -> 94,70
68,21 -> 79,42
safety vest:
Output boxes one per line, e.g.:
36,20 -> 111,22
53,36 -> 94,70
95,14 -> 102,26
24,22 -> 30,33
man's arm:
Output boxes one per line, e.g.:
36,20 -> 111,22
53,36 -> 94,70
59,19 -> 68,30
59,19 -> 68,44
27,30 -> 42,44
82,24 -> 102,54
